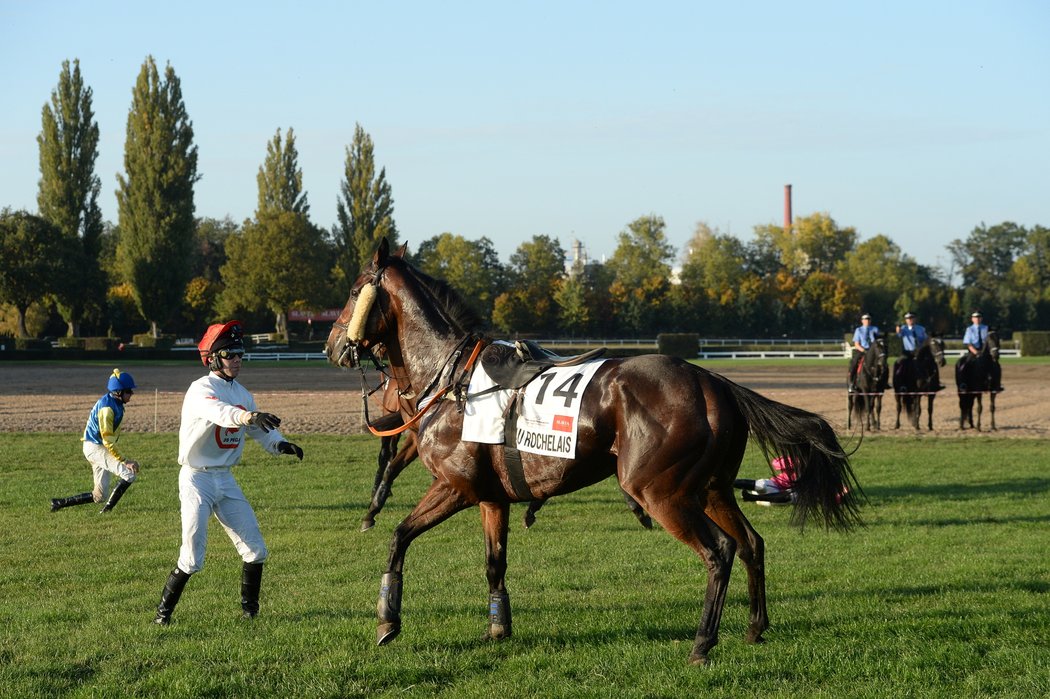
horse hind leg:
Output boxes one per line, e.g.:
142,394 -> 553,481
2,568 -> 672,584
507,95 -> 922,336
989,392 -> 996,431
705,491 -> 767,645
633,491 -> 736,665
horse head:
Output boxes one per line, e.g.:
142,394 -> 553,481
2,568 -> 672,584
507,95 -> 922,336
929,336 -> 946,367
872,336 -> 888,373
326,238 -> 407,368
985,329 -> 1000,362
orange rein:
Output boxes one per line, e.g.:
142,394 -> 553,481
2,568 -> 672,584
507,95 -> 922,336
366,339 -> 485,437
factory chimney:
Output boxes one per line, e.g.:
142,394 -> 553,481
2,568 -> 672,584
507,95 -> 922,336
784,184 -> 793,232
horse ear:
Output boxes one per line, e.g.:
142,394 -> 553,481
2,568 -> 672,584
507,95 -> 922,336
373,237 -> 390,266
393,242 -> 408,259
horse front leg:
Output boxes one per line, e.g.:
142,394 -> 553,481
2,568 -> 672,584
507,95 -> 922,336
622,488 -> 654,529
894,394 -> 902,429
374,434 -> 399,497
377,479 -> 472,645
480,501 -> 512,640
976,394 -> 983,432
989,392 -> 996,431
926,396 -> 934,431
523,498 -> 546,529
362,431 -> 418,531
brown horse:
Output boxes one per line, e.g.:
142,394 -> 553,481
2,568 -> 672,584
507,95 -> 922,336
325,240 -> 861,665
361,353 -> 653,532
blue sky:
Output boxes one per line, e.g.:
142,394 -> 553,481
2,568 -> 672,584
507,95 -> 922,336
2,1 -> 1047,273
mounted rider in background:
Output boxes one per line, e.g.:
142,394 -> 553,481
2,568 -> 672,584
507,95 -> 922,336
848,313 -> 878,393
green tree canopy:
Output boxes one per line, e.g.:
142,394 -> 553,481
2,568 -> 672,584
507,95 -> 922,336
413,233 -> 506,323
217,211 -> 329,339
948,221 -> 1027,323
837,234 -> 919,325
496,235 -> 567,334
754,212 -> 857,276
606,215 -> 674,334
37,58 -> 104,337
335,124 -> 397,285
0,210 -> 75,338
115,56 -> 199,337
218,131 -> 328,339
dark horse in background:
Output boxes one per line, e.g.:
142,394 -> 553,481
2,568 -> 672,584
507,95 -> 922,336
955,329 -> 1002,431
892,336 -> 946,430
325,239 -> 861,665
847,337 -> 888,432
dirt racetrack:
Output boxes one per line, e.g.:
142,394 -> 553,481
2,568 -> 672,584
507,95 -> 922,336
1,360 -> 1046,438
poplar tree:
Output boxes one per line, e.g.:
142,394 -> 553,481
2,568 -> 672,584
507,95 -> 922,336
37,58 -> 103,337
335,123 -> 397,283
256,128 -> 308,218
219,127 -> 327,340
115,56 -> 199,337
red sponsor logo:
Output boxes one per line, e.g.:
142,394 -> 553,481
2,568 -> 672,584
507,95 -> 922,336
213,403 -> 248,449
551,415 -> 573,432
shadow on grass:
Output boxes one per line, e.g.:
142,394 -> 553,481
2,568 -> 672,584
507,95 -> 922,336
861,477 -> 1050,502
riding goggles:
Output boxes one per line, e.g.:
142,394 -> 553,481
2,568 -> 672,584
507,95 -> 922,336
216,348 -> 245,360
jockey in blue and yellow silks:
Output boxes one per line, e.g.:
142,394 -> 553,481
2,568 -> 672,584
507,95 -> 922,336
51,369 -> 141,513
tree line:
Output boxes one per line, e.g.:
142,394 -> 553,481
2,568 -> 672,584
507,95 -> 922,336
2,58 -> 1048,343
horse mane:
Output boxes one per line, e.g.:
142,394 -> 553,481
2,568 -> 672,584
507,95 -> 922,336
397,259 -> 486,333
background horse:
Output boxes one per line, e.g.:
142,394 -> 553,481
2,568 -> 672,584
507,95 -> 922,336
326,239 -> 861,666
892,336 -> 946,430
848,336 -> 888,432
955,329 -> 1001,431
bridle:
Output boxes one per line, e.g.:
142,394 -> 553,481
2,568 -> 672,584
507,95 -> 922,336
333,261 -> 486,438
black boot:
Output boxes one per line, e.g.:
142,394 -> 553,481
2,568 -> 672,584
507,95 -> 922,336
241,562 -> 264,619
50,492 -> 94,512
99,479 -> 133,513
154,567 -> 192,625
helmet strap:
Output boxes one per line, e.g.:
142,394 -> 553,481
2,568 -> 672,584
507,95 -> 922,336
209,354 -> 235,381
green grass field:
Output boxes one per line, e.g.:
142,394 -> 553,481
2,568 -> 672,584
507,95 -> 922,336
2,433 -> 1047,698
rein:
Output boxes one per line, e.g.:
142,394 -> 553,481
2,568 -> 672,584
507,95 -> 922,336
362,338 -> 485,437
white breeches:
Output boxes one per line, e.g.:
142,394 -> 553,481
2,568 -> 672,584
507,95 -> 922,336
82,441 -> 137,502
176,466 -> 268,574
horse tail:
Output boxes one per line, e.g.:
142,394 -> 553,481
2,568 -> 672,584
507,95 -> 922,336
719,375 -> 864,532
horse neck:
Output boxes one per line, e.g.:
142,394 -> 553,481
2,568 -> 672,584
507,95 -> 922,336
387,281 -> 477,396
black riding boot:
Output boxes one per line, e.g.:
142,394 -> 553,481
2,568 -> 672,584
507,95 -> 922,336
99,478 -> 133,513
154,567 -> 192,625
241,561 -> 264,619
50,492 -> 94,512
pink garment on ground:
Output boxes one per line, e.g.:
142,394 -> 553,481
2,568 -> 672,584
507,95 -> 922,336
769,456 -> 797,490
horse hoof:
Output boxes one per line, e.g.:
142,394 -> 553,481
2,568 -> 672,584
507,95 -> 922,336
688,653 -> 709,666
745,631 -> 767,644
360,518 -> 375,532
639,515 -> 654,530
377,622 -> 401,645
483,624 -> 511,641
